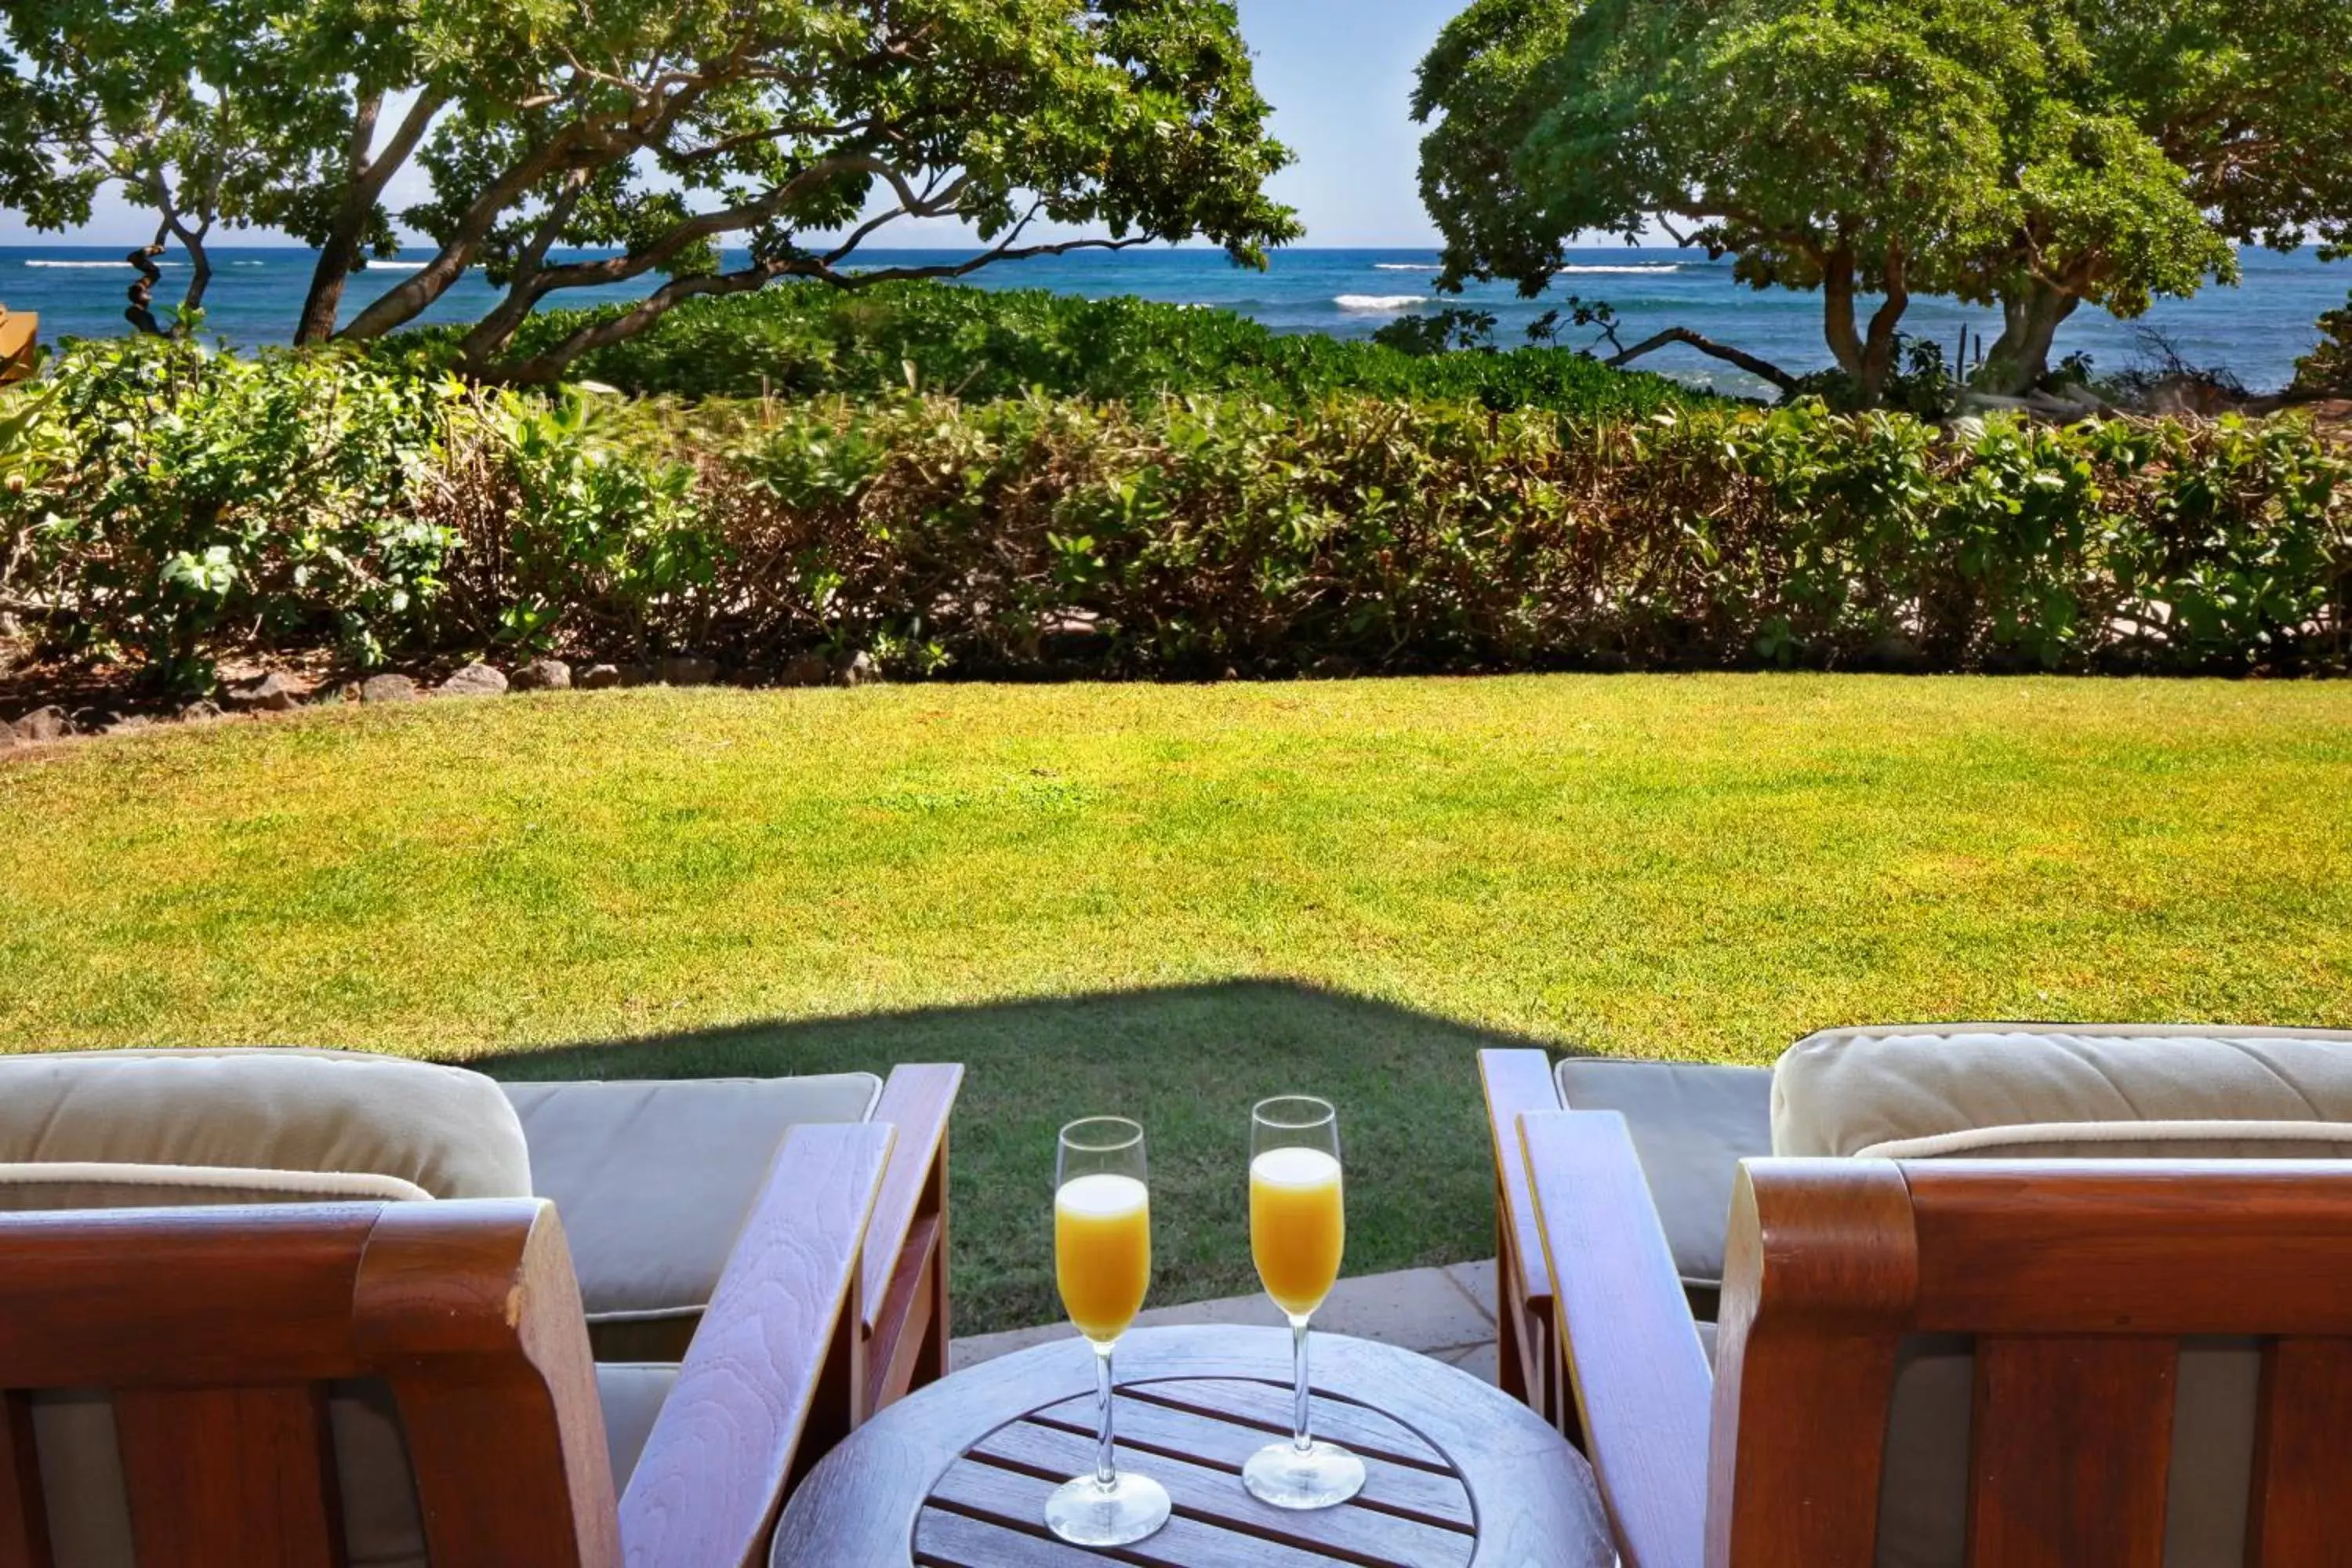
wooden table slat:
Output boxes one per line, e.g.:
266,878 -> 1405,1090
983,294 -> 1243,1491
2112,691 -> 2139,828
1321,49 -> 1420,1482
914,1502 -> 1118,1567
925,1461 -> 1356,1567
1120,1377 -> 1453,1472
969,1418 -> 1475,1568
1027,1395 -> 1474,1528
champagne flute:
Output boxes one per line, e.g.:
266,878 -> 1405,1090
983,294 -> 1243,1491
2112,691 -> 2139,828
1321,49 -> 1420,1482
1243,1095 -> 1366,1509
1046,1116 -> 1172,1547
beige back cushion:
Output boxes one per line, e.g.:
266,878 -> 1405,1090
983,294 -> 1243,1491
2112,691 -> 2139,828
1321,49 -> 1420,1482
1769,1023 -> 2352,1568
0,1047 -> 533,1203
0,1048 -> 539,1568
1773,1022 -> 2352,1159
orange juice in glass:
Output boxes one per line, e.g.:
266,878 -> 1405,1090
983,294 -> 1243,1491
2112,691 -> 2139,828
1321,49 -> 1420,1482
1243,1096 -> 1365,1510
1056,1171 -> 1151,1341
1250,1145 -> 1345,1316
1045,1117 -> 1171,1548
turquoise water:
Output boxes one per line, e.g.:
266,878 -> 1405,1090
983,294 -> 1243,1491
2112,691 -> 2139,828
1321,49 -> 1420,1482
5,243 -> 2345,395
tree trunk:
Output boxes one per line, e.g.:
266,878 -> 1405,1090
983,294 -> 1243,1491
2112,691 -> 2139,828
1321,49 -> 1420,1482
1820,245 -> 1910,405
176,230 -> 213,320
1822,249 -> 1866,381
1857,246 -> 1910,402
294,93 -> 447,345
1976,282 -> 2081,395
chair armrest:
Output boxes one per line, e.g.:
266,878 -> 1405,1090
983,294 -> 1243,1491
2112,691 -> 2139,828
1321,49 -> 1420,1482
619,1121 -> 893,1568
1480,1049 -> 1562,1308
1522,1110 -> 1711,1568
860,1063 -> 962,1412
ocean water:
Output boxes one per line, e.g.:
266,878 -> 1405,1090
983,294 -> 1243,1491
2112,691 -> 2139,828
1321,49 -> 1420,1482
5,243 -> 2346,396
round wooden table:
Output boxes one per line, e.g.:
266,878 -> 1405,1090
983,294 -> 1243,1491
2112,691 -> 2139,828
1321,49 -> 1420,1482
771,1324 -> 1615,1566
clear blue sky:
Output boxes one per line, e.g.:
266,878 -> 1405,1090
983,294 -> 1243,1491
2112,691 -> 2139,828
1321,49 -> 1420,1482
1,0 -> 1463,249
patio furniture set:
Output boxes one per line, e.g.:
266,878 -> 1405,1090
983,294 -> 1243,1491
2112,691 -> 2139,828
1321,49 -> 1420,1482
2,1021 -> 2349,1564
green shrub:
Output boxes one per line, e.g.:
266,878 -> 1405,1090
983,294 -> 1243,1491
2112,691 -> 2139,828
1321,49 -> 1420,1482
390,281 -> 1704,421
8,339 -> 2348,687
2,338 -> 460,688
2296,292 -> 2352,396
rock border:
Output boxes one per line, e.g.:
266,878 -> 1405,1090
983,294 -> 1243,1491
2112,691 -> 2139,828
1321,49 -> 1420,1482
2,649 -> 881,753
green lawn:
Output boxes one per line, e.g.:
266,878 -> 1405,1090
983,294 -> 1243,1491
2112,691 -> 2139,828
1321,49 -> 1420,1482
4,675 -> 2349,1333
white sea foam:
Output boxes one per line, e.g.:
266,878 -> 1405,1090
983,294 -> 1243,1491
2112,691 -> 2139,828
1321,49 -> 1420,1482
363,261 -> 428,270
24,260 -> 165,269
1373,263 -> 1440,271
1556,263 -> 1681,275
1334,294 -> 1425,312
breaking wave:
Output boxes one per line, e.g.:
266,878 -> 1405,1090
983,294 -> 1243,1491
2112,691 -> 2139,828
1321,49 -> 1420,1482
1333,294 -> 1425,311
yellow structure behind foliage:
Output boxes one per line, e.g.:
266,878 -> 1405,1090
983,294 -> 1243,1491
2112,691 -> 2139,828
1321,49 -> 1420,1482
0,309 -> 36,384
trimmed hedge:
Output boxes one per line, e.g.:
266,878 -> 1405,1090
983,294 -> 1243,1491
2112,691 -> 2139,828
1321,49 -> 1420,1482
5,338 -> 2348,690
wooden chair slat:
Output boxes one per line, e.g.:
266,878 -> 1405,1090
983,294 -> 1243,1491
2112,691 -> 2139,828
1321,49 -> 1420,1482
1025,1396 -> 1474,1527
0,1207 -> 377,1388
1910,1162 -> 2352,1334
1965,1336 -> 2176,1568
0,1392 -> 53,1568
2247,1337 -> 2352,1566
114,1385 -> 340,1568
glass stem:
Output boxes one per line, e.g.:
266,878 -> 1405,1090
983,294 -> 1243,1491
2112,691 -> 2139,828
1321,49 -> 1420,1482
1290,1315 -> 1313,1453
1094,1341 -> 1119,1490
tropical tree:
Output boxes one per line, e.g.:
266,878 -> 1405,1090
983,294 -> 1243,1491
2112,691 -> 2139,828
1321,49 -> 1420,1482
4,0 -> 1298,380
0,0 -> 315,331
347,0 -> 1299,383
1411,0 -> 2328,401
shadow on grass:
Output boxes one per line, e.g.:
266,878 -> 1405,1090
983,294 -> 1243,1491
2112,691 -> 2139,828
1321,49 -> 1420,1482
476,979 -> 1568,1337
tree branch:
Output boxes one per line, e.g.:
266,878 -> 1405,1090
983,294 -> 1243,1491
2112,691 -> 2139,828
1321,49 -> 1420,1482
1604,327 -> 1801,394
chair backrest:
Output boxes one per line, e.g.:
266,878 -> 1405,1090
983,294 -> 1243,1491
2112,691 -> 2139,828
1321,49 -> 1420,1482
1708,1158 -> 2352,1568
0,1199 -> 621,1568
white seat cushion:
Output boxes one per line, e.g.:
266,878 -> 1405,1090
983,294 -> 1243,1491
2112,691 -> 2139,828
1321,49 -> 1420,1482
1555,1058 -> 1771,1318
0,1047 -> 532,1202
502,1074 -> 882,1359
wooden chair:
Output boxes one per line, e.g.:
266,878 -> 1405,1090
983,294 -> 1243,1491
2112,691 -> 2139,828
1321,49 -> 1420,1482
1519,1109 -> 2352,1568
0,1120 -> 895,1568
0,310 -> 36,385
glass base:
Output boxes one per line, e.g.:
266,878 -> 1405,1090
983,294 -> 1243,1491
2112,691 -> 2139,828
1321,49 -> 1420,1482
1243,1438 -> 1367,1510
1044,1469 -> 1172,1547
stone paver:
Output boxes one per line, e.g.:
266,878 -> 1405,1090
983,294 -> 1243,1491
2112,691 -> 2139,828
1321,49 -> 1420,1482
1441,1258 -> 1497,1319
953,1258 -> 1502,1376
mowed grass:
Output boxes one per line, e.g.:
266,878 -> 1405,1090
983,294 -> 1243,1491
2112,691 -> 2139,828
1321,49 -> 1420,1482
4,675 -> 2349,1332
